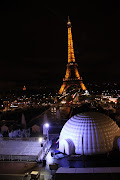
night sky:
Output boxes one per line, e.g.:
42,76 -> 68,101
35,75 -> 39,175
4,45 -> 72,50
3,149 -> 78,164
0,1 -> 120,90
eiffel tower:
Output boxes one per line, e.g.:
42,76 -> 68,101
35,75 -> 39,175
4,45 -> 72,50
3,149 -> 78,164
59,17 -> 87,95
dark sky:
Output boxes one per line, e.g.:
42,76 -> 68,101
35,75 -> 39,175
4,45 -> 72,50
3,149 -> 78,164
0,1 -> 120,90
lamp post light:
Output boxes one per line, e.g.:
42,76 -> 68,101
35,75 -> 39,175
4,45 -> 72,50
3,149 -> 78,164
39,137 -> 43,143
43,123 -> 49,141
39,137 -> 43,147
45,123 -> 49,128
45,123 -> 49,141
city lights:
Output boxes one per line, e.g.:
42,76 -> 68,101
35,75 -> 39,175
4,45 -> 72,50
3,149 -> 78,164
0,6 -> 120,180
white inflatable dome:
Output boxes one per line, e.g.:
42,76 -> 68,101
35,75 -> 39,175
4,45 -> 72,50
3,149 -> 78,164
59,112 -> 120,155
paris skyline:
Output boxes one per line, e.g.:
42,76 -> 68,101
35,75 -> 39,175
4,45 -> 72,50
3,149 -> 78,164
0,1 -> 120,90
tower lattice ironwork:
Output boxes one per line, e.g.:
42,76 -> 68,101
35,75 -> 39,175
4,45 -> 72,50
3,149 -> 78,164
59,17 -> 86,94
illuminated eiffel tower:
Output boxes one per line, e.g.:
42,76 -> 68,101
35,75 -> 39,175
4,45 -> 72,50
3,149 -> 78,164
59,17 -> 87,95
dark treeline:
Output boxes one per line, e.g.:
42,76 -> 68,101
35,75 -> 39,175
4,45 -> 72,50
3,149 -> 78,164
0,106 -> 49,127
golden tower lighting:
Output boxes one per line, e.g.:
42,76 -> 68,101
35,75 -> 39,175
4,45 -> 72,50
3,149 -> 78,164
59,17 -> 87,94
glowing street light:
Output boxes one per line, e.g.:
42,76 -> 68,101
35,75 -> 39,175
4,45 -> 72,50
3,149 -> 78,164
45,123 -> 49,128
39,137 -> 43,143
43,123 -> 50,140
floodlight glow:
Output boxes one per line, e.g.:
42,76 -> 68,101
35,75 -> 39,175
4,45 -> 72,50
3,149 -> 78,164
45,123 -> 49,128
39,137 -> 43,143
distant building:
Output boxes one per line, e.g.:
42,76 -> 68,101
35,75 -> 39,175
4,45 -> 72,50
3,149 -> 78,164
23,85 -> 26,91
101,94 -> 118,103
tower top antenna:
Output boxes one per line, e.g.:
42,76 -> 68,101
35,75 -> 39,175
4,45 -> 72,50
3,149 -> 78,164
68,16 -> 70,22
67,16 -> 71,27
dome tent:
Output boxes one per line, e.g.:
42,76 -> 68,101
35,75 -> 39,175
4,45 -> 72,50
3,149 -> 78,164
59,112 -> 120,155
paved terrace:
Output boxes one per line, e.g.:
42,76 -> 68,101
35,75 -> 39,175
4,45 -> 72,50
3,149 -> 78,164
0,138 -> 51,161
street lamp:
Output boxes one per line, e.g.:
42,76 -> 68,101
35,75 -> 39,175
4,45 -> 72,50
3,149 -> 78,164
39,137 -> 43,147
45,123 -> 49,128
43,123 -> 49,141
39,137 -> 43,143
